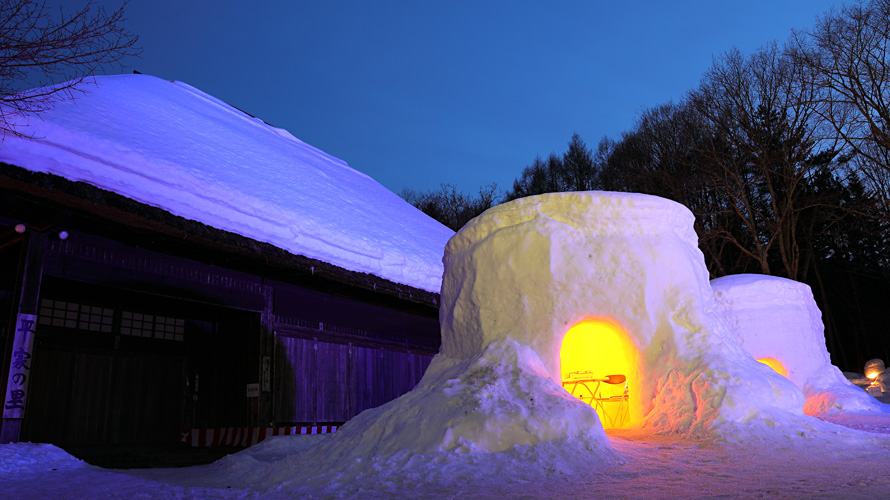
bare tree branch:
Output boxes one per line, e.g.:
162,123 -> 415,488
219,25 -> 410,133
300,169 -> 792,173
788,0 -> 890,176
0,0 -> 140,136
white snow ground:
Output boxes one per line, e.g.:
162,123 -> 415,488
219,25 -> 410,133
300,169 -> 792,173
2,415 -> 890,500
0,74 -> 453,292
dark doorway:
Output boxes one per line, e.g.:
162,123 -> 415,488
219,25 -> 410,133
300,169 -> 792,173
20,277 -> 261,449
23,344 -> 187,446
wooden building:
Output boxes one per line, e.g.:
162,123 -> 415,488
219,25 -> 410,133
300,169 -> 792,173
0,76 -> 449,449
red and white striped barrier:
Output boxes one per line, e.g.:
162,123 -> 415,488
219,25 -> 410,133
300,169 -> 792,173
181,425 -> 339,447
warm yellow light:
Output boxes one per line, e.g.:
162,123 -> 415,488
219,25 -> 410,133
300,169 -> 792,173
757,357 -> 788,378
864,359 -> 885,380
559,318 -> 640,429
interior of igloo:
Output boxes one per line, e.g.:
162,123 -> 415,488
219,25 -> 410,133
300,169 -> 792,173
558,318 -> 641,428
438,190 -> 880,436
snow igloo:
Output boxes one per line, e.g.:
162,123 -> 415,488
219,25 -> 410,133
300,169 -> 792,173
439,191 -> 810,437
712,274 -> 879,414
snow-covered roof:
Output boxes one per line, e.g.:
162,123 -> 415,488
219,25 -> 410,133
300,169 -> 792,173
0,74 -> 453,293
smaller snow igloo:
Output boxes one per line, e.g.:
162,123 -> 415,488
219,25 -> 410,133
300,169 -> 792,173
440,191 -> 804,437
712,274 -> 880,414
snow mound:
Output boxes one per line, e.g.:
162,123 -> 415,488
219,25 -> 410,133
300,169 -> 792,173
712,274 -> 881,414
0,442 -> 86,475
0,74 -> 453,292
199,338 -> 617,495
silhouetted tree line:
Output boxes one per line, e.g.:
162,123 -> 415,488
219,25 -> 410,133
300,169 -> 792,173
400,183 -> 500,231
402,0 -> 890,371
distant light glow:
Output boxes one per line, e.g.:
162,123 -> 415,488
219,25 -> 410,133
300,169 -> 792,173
864,359 -> 885,380
757,357 -> 788,378
559,318 -> 640,429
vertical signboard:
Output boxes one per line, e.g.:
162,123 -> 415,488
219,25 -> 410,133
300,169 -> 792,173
3,314 -> 37,419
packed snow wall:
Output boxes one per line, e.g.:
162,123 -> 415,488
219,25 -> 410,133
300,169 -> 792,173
712,274 -> 880,414
440,191 -> 805,436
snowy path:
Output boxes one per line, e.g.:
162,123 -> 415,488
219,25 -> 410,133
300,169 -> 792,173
2,414 -> 889,500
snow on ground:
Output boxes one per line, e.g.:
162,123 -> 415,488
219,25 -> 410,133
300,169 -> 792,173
2,413 -> 890,500
0,74 -> 453,292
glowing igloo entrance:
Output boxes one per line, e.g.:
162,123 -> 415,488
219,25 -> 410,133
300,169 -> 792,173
559,319 -> 640,428
757,357 -> 788,377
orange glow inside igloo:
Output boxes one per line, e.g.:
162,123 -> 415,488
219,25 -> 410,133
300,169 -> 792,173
559,319 -> 641,429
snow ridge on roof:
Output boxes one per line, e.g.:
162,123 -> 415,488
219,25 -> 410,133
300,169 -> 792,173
0,74 -> 453,292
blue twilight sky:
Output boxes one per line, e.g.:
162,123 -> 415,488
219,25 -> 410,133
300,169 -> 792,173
82,1 -> 840,195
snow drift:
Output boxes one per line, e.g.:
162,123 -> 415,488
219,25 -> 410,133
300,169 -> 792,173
0,74 -> 453,292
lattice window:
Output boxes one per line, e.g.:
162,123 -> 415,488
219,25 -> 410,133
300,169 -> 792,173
38,299 -> 113,332
121,311 -> 152,337
121,312 -> 184,341
153,315 -> 185,341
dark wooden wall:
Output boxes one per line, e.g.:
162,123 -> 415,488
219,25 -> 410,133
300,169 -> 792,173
3,225 -> 441,447
272,281 -> 440,343
274,335 -> 433,423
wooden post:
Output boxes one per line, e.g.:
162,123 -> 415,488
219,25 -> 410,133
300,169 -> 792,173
259,283 -> 274,425
1,232 -> 46,444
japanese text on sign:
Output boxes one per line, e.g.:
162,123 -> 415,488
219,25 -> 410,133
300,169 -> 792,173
3,314 -> 36,419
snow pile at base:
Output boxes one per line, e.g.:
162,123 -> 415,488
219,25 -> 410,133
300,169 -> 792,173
712,274 -> 880,414
0,74 -> 452,292
0,442 -> 86,476
440,191 -> 806,439
6,426 -> 890,499
196,338 -> 617,495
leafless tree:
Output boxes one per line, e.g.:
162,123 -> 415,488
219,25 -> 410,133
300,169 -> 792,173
0,0 -> 139,136
788,0 -> 890,214
690,44 -> 841,280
